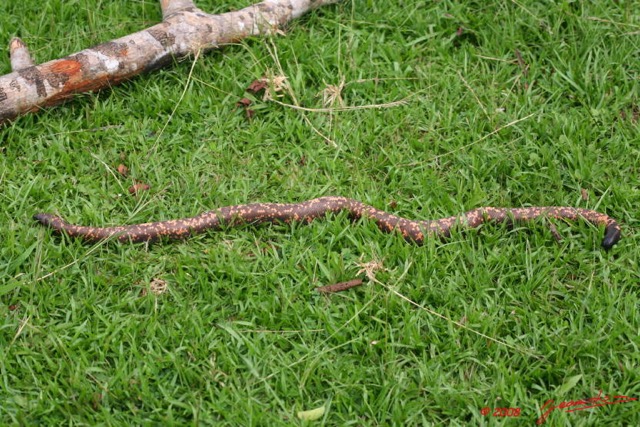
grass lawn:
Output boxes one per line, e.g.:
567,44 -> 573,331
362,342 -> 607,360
1,0 -> 639,425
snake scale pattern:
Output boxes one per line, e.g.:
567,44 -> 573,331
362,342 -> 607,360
34,196 -> 621,249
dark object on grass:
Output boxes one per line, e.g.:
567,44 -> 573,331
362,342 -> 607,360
34,196 -> 621,249
316,279 -> 364,293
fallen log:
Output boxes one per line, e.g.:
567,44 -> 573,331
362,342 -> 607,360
0,0 -> 340,125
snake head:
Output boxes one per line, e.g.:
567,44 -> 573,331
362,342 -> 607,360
602,223 -> 621,250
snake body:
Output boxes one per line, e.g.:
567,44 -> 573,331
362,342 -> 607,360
33,196 -> 621,249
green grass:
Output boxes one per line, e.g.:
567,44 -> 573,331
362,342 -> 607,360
1,0 -> 639,425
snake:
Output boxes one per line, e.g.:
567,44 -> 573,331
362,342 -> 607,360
33,196 -> 621,249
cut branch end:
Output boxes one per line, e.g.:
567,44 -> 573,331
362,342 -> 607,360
9,37 -> 35,71
160,0 -> 197,19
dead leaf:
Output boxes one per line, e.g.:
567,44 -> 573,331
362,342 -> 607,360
580,188 -> 589,201
236,97 -> 252,108
236,98 -> 255,120
128,182 -> 150,195
117,164 -> 129,177
246,79 -> 268,94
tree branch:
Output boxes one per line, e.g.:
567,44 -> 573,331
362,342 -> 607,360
0,0 -> 340,125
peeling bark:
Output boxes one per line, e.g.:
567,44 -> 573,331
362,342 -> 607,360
0,0 -> 340,125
